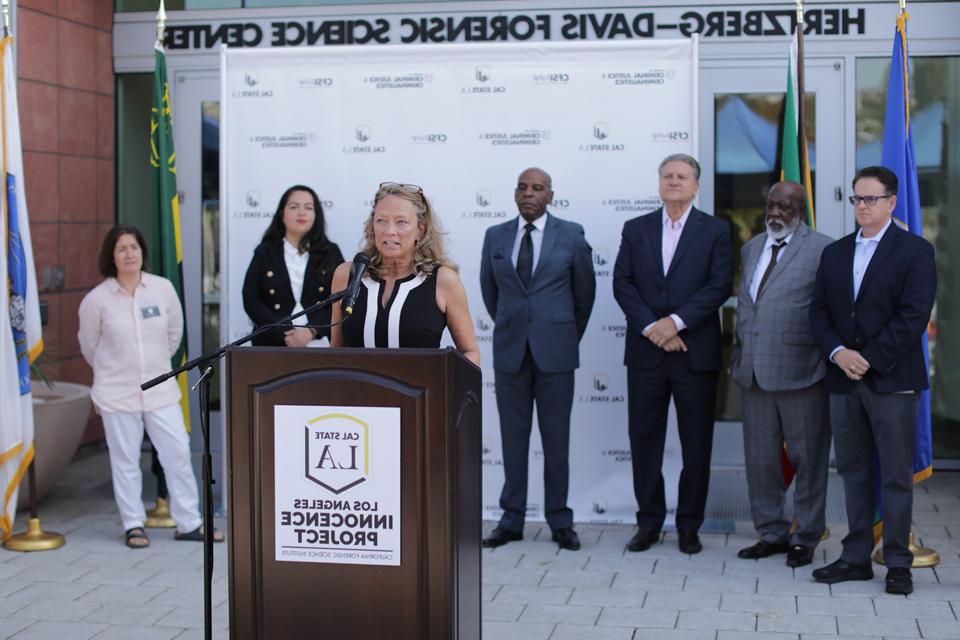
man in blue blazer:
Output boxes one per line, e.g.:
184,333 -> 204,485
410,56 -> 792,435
613,154 -> 732,554
809,165 -> 936,595
480,167 -> 596,551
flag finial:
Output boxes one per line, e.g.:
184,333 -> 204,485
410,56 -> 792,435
156,0 -> 167,46
1,0 -> 11,37
795,0 -> 804,24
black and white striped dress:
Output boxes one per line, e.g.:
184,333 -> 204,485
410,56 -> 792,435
340,269 -> 446,349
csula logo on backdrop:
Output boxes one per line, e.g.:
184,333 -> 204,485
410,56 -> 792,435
235,190 -> 271,220
578,372 -> 625,404
342,125 -> 385,154
463,65 -> 506,94
461,188 -> 508,220
164,8 -> 868,50
232,69 -> 273,98
580,122 -> 625,153
593,248 -> 612,278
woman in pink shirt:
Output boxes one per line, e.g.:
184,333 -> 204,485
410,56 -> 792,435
78,225 -> 222,548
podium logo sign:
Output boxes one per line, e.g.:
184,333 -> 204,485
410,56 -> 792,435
305,413 -> 369,494
274,405 -> 401,566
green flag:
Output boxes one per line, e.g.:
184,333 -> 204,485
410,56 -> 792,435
780,57 -> 801,184
780,32 -> 816,228
150,44 -> 190,430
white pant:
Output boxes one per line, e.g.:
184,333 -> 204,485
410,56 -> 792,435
101,403 -> 203,534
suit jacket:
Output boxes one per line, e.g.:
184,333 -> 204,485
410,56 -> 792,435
731,224 -> 833,391
809,222 -> 936,394
479,213 -> 596,374
613,207 -> 733,371
241,240 -> 344,346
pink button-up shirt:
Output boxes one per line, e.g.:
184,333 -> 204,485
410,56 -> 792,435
78,273 -> 183,414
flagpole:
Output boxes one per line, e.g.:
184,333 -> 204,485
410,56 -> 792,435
1,0 -> 65,553
795,0 -> 807,194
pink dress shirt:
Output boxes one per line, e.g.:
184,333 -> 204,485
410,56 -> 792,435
78,273 -> 183,414
642,205 -> 693,335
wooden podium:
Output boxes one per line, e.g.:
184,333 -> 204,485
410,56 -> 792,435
225,346 -> 482,639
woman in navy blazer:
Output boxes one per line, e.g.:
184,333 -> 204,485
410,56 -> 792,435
242,185 -> 343,347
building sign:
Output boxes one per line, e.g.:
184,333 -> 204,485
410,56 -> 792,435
274,405 -> 401,566
161,6 -> 874,50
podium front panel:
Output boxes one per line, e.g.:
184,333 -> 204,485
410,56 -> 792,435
226,347 -> 480,640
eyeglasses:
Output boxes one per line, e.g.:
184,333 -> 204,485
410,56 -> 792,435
379,182 -> 423,195
848,194 -> 893,207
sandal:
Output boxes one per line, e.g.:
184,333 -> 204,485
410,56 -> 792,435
125,527 -> 150,549
174,526 -> 225,543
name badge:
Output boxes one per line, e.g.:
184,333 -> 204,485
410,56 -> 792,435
141,305 -> 161,319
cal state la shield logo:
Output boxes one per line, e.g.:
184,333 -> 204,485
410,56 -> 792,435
305,413 -> 369,494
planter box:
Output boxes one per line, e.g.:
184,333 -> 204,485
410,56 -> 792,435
17,381 -> 92,510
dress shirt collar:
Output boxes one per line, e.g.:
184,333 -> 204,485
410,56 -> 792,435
856,218 -> 893,245
517,213 -> 548,232
107,275 -> 147,294
662,204 -> 693,228
283,237 -> 307,259
763,230 -> 795,250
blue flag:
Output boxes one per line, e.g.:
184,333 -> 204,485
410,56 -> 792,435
879,11 -> 933,487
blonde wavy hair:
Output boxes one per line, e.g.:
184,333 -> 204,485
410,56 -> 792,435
361,183 -> 457,278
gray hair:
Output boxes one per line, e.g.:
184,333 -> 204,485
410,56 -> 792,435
658,154 -> 701,181
517,167 -> 553,190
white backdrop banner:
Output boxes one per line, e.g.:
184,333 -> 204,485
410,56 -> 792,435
221,40 -> 698,527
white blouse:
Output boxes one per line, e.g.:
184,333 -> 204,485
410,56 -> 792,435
77,273 -> 183,414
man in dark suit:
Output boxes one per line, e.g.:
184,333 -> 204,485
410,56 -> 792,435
480,167 -> 596,551
809,165 -> 936,595
613,154 -> 732,554
731,181 -> 833,568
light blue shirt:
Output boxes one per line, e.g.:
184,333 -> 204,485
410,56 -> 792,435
511,213 -> 547,271
830,217 -> 893,361
853,218 -> 893,299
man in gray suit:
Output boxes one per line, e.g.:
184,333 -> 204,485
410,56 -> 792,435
731,181 -> 833,568
479,167 -> 596,551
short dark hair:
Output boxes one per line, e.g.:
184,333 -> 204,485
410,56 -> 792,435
853,165 -> 898,195
98,224 -> 149,278
262,185 -> 331,254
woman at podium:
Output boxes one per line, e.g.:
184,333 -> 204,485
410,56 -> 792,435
242,185 -> 344,347
330,182 -> 479,365
78,225 -> 222,548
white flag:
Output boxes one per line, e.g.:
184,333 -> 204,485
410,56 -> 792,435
1,35 -> 43,539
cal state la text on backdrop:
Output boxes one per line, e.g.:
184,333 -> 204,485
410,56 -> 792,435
221,40 -> 697,526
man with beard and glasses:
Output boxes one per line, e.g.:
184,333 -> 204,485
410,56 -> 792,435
730,181 -> 833,567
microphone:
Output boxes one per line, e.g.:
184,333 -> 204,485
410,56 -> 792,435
342,253 -> 371,316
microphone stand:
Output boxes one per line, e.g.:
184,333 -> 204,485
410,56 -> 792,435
141,290 -> 346,640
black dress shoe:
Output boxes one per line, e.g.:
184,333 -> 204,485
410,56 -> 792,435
626,528 -> 661,552
812,559 -> 874,584
786,544 -> 814,568
482,527 -> 522,548
885,567 -> 913,595
551,528 -> 581,551
738,540 -> 790,559
677,529 -> 702,554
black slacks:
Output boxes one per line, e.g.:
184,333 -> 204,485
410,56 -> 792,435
627,352 -> 718,532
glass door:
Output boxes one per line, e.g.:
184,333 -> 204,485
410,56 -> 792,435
698,57 -> 847,466
173,71 -> 226,509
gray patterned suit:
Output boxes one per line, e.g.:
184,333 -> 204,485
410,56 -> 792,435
731,223 -> 833,547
